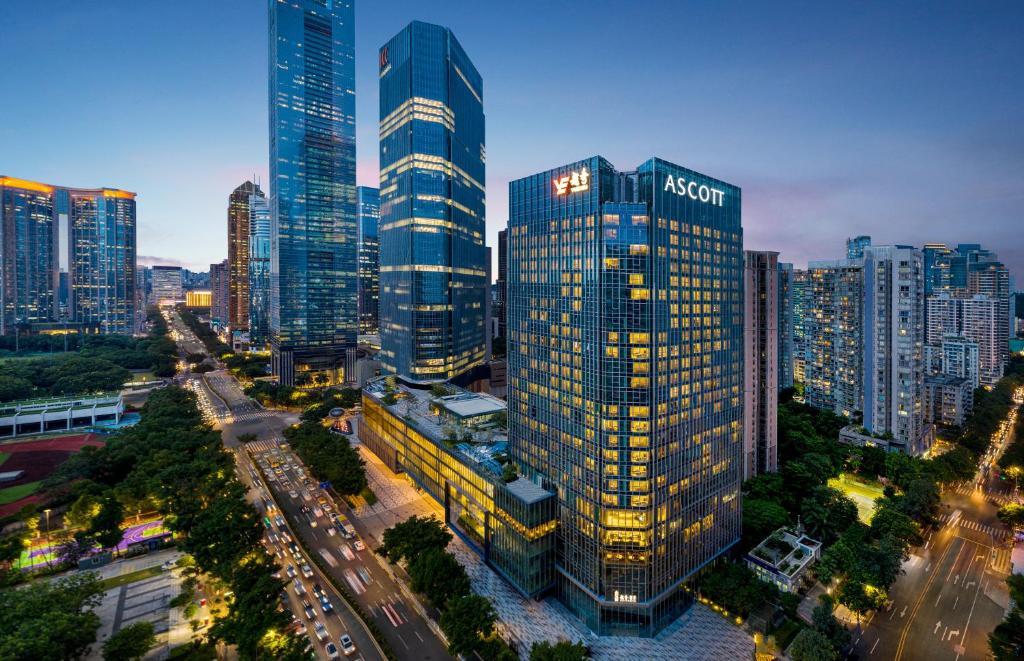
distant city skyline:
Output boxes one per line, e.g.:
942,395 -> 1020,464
2,1 -> 1023,280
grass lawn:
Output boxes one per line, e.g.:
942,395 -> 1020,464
772,617 -> 804,650
0,480 -> 43,505
100,565 -> 166,590
829,473 -> 884,523
0,452 -> 9,467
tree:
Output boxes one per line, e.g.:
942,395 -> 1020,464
103,621 -> 156,661
800,486 -> 858,545
788,628 -> 838,661
742,498 -> 790,545
989,608 -> 1024,660
0,375 -> 34,402
408,548 -> 471,608
380,515 -> 452,564
897,479 -> 940,524
811,598 -> 850,652
698,562 -> 778,618
0,572 -> 104,660
859,445 -> 887,479
870,506 -> 921,546
209,555 -> 291,658
66,493 -> 102,531
530,640 -> 589,661
997,502 -> 1024,529
440,594 -> 496,658
90,494 -> 125,549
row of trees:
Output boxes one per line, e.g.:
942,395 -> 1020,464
989,574 -> 1024,659
378,516 -> 588,661
177,307 -> 231,358
43,386 -> 308,659
283,420 -> 367,496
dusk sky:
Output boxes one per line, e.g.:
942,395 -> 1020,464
2,0 -> 1022,280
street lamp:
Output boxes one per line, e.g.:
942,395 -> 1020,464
43,508 -> 52,567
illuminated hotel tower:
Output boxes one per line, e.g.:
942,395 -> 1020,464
227,181 -> 264,330
378,21 -> 488,384
268,0 -> 357,385
508,156 -> 743,636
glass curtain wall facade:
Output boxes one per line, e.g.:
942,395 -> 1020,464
378,21 -> 488,384
67,189 -> 136,334
0,178 -> 56,335
269,0 -> 357,386
777,262 -> 794,390
508,156 -> 743,637
357,186 -> 380,335
744,251 -> 779,480
792,269 -> 809,383
248,193 -> 271,347
228,181 -> 264,330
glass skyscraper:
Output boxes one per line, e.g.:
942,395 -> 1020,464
0,177 -> 56,335
248,192 -> 271,347
508,156 -> 743,636
378,21 -> 488,384
228,181 -> 264,330
356,186 -> 380,335
268,0 -> 357,386
777,261 -> 795,390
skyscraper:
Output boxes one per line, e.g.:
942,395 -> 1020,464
508,156 -> 743,636
496,228 -> 508,339
151,266 -> 183,305
269,0 -> 357,386
861,246 -> 929,454
356,186 -> 380,335
744,251 -> 779,480
378,21 -> 487,384
792,269 -> 809,383
228,181 -> 264,330
806,260 -> 864,418
210,260 -> 229,324
846,235 -> 871,260
777,261 -> 795,390
0,177 -> 56,335
248,193 -> 271,347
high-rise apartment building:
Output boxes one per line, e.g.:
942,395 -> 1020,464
0,178 -> 56,334
805,260 -> 864,417
151,266 -> 183,305
496,228 -> 508,339
927,292 -> 1005,386
861,246 -> 929,454
356,186 -> 380,335
228,181 -> 264,330
508,156 -> 743,636
378,21 -> 487,384
248,193 -> 271,347
846,235 -> 871,260
777,262 -> 794,390
792,269 -> 809,383
968,260 -> 1010,370
269,0 -> 357,386
940,336 -> 980,389
210,260 -> 229,324
744,251 -> 779,480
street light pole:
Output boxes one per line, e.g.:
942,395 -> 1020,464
43,508 -> 52,567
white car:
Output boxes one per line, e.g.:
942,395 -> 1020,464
288,490 -> 298,499
325,642 -> 340,659
313,621 -> 328,642
352,540 -> 365,552
340,634 -> 356,656
301,563 -> 314,579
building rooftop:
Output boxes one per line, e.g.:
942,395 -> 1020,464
436,391 -> 505,419
925,374 -> 970,387
504,476 -> 553,504
746,528 -> 821,578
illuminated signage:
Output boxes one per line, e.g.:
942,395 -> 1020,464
554,167 -> 590,196
664,174 -> 725,207
613,590 -> 638,603
379,46 -> 390,71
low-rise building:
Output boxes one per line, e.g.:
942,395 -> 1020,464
0,393 -> 124,438
838,424 -> 936,454
745,528 -> 822,593
360,379 -> 557,597
924,374 -> 974,428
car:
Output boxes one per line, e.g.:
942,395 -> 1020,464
352,540 -> 365,552
312,583 -> 325,598
313,506 -> 324,518
313,621 -> 328,642
161,560 -> 176,570
325,642 -> 340,659
288,542 -> 300,556
339,634 -> 356,656
280,530 -> 292,543
285,565 -> 297,578
339,543 -> 355,561
293,578 -> 306,595
302,600 -> 316,620
300,504 -> 311,514
275,515 -> 285,527
319,596 -> 333,614
301,563 -> 314,578
288,490 -> 299,499
317,495 -> 328,506
322,501 -> 333,513
326,526 -> 336,537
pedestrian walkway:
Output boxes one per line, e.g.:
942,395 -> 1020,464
947,483 -> 1016,506
229,410 -> 276,423
246,437 -> 285,453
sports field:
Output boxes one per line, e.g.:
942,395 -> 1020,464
829,473 -> 885,523
13,517 -> 169,571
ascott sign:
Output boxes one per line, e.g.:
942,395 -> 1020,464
553,167 -> 590,196
663,174 -> 725,207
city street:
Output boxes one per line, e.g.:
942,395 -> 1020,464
848,387 -> 1022,660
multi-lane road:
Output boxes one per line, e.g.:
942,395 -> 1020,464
849,388 -> 1022,660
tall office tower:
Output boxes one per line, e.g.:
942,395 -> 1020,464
356,186 -> 380,335
378,21 -> 487,384
228,181 -> 264,330
846,235 -> 871,260
792,269 -> 809,383
923,243 -> 954,295
269,0 -> 357,386
496,228 -> 508,339
151,266 -> 182,305
65,187 -> 137,334
962,295 -> 1004,385
744,251 -> 779,480
248,193 -> 271,347
777,262 -> 794,390
508,156 -> 743,636
941,336 -> 980,389
0,177 -> 56,335
861,246 -> 930,454
805,260 -> 864,418
210,260 -> 229,324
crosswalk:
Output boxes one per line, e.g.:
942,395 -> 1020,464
947,483 -> 1017,505
230,410 -> 276,423
246,437 -> 286,453
935,511 -> 1013,543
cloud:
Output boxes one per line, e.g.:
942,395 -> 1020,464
137,255 -> 192,269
